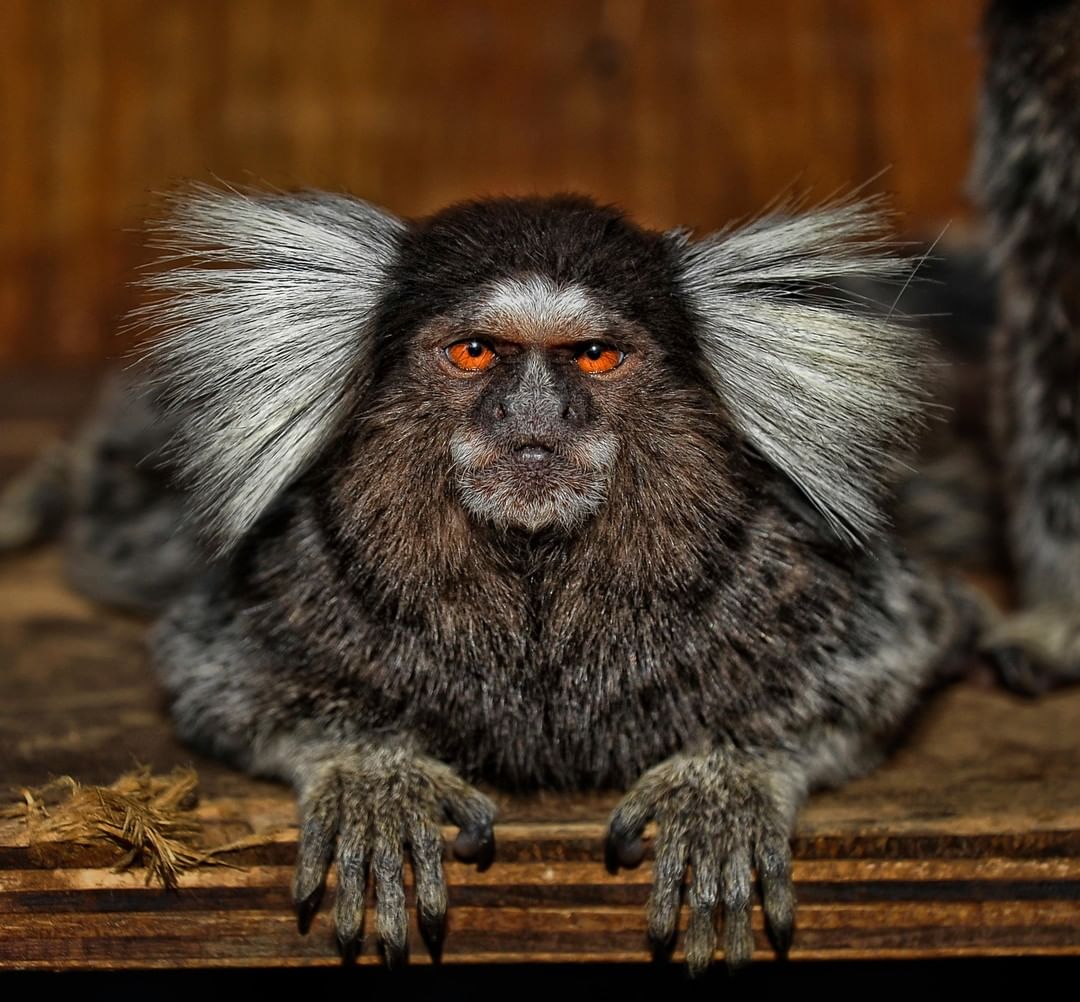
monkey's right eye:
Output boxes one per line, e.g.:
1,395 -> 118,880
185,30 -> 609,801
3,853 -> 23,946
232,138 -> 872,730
446,340 -> 498,372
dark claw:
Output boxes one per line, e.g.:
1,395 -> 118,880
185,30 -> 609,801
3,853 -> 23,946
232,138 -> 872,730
617,835 -> 645,868
380,936 -> 409,969
767,918 -> 794,958
296,889 -> 322,935
984,644 -> 1053,697
604,832 -> 620,874
334,904 -> 366,960
419,910 -> 446,963
650,935 -> 677,963
605,827 -> 645,873
338,937 -> 359,965
453,823 -> 495,871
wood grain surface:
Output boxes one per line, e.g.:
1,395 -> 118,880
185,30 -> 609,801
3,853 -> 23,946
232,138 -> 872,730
0,0 -> 984,368
2,378 -> 1079,968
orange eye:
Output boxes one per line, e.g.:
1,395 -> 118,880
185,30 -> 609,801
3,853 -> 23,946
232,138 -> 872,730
576,343 -> 624,375
446,339 -> 497,372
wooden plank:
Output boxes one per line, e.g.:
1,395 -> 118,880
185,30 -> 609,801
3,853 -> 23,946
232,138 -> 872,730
2,901 -> 1079,969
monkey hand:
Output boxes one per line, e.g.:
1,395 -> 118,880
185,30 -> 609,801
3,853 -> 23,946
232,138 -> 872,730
982,604 -> 1080,695
290,736 -> 496,964
606,748 -> 799,974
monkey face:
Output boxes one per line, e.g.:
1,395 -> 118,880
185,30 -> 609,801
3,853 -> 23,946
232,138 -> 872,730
419,276 -> 642,533
350,195 -> 741,541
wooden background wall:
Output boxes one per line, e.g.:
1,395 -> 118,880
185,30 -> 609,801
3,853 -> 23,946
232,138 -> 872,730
0,0 -> 986,369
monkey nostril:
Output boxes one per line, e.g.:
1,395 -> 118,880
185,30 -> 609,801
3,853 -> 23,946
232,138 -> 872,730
494,403 -> 507,421
515,443 -> 554,465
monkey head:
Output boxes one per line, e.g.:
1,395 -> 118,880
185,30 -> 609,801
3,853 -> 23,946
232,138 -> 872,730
142,189 -> 924,555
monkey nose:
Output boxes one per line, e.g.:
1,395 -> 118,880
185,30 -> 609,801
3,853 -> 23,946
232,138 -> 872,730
514,443 -> 554,465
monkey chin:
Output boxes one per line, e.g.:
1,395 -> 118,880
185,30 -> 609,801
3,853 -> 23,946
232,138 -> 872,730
450,433 -> 618,534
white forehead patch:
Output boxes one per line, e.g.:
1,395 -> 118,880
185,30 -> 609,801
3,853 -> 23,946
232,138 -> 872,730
476,275 -> 608,333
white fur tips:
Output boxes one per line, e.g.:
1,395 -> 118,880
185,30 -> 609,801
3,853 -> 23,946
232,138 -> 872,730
139,187 -> 406,551
674,201 -> 925,546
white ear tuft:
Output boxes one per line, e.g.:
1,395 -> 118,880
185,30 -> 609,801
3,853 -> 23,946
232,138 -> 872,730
674,200 -> 926,546
138,187 -> 405,551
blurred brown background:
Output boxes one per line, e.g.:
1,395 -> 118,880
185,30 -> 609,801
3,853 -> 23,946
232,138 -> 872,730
0,0 -> 985,370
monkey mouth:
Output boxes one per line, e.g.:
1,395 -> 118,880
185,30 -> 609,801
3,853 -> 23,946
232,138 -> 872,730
449,432 -> 618,532
512,442 -> 556,466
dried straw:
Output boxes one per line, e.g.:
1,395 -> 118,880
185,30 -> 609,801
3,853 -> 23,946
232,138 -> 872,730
3,765 -> 273,889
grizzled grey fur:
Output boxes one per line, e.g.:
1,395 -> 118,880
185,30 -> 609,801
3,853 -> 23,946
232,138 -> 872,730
141,189 -> 406,551
975,0 -> 1080,688
127,188 -> 979,972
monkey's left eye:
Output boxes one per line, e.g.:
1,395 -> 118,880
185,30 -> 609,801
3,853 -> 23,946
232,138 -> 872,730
575,343 -> 625,375
446,340 -> 498,372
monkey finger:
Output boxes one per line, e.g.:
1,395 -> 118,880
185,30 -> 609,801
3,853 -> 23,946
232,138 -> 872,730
984,644 -> 1056,698
447,794 -> 496,872
683,853 -> 720,976
372,837 -> 409,966
409,818 -> 449,961
442,785 -> 497,870
755,833 -> 795,956
333,826 -> 370,955
604,832 -> 645,873
645,828 -> 688,948
720,847 -> 754,970
437,772 -> 497,831
451,820 -> 495,870
292,788 -> 341,933
295,890 -> 322,937
605,796 -> 654,874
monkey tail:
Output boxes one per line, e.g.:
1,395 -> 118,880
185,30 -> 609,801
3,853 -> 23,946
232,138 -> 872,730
0,369 -> 203,613
0,441 -> 71,552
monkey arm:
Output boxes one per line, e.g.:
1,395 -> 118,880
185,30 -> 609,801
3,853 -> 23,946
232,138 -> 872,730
605,539 -> 981,973
977,227 -> 1080,690
149,583 -> 496,964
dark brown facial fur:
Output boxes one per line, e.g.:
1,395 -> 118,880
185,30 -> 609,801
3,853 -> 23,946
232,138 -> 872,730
423,283 -> 629,533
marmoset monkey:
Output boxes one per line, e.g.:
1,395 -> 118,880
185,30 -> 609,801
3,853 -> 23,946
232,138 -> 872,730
0,187 -> 986,969
73,189 -> 971,971
4,3 -> 1076,970
974,0 -> 1080,688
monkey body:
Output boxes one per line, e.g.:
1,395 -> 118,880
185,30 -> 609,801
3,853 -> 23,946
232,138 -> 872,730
129,193 -> 977,968
153,467 -> 966,966
974,0 -> 1080,684
156,444 -> 964,791
0,189 -> 978,968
